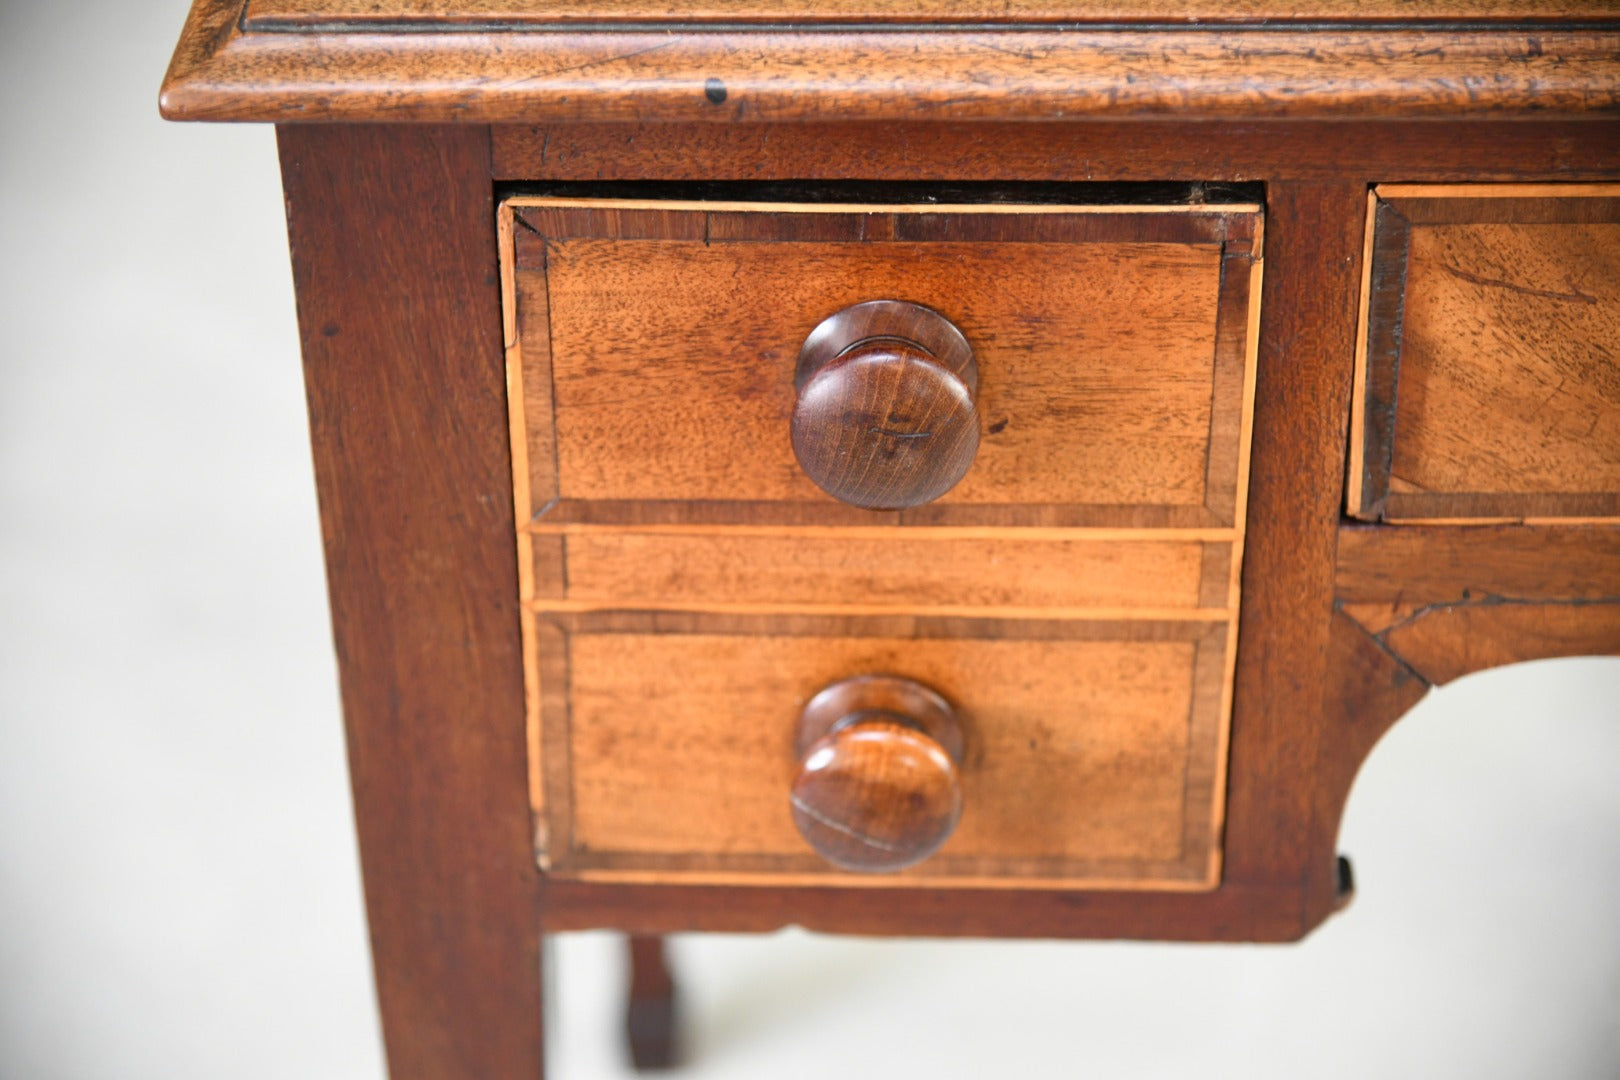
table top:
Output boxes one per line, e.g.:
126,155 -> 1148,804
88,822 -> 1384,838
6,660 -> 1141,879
163,0 -> 1620,124
241,0 -> 1620,26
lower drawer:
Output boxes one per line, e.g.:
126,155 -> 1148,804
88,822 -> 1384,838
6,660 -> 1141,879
527,613 -> 1230,890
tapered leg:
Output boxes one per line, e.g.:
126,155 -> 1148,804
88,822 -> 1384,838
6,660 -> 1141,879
279,123 -> 546,1079
626,935 -> 678,1071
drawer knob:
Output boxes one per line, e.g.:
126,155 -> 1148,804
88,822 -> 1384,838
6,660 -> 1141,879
791,675 -> 965,872
792,300 -> 979,510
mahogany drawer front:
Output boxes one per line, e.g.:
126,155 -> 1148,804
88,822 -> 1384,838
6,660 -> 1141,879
530,614 -> 1228,889
503,197 -> 1262,531
1348,184 -> 1620,524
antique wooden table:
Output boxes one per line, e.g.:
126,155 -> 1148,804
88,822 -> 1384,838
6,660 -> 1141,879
162,2 -> 1619,1076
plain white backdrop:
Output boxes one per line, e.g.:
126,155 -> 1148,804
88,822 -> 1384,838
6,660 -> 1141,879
2,2 -> 1618,1076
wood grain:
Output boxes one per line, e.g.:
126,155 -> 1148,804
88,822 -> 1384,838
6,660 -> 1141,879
1334,522 -> 1620,684
552,622 -> 1227,888
511,200 -> 1256,529
278,125 -> 543,1080
541,532 -> 1223,615
1306,610 -> 1430,928
1336,523 -> 1620,606
244,0 -> 1620,26
500,190 -> 1271,910
1345,197 -> 1412,519
151,0 -> 1620,1060
1313,536 -> 1620,924
791,300 -> 981,511
791,701 -> 964,873
1315,522 -> 1620,928
1382,603 -> 1620,685
791,681 -> 969,866
503,194 -> 1254,894
538,877 -> 1312,939
161,6 -> 1620,124
493,122 -> 1620,184
1350,185 -> 1620,522
1224,181 -> 1367,900
1390,216 -> 1620,517
499,203 -> 549,831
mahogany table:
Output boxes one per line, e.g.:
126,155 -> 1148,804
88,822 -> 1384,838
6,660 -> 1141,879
162,3 -> 1620,1075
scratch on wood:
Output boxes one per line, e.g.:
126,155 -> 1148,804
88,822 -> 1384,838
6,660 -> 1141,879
1374,593 -> 1620,640
1334,601 -> 1433,687
1439,261 -> 1598,304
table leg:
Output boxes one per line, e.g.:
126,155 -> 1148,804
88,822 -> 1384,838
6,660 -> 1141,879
626,935 -> 678,1070
278,122 -> 546,1079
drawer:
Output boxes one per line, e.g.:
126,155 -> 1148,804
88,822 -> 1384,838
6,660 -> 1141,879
530,614 -> 1230,890
498,194 -> 1262,891
502,196 -> 1261,530
1348,184 -> 1620,524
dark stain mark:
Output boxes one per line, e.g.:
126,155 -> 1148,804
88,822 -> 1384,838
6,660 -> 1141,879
704,78 -> 727,105
1439,261 -> 1597,305
987,418 -> 1009,435
322,322 -> 340,337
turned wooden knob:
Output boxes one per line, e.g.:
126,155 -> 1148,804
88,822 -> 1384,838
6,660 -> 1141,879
790,675 -> 965,873
791,301 -> 979,510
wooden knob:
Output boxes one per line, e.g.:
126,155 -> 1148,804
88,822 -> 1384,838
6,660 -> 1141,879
790,675 -> 965,873
791,301 -> 979,510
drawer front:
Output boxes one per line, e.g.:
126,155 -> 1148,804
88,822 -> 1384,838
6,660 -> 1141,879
534,614 -> 1229,889
506,199 -> 1258,530
1348,184 -> 1620,524
500,196 -> 1262,890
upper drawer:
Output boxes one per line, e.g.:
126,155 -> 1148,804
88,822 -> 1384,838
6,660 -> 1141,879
502,196 -> 1262,531
1347,184 -> 1620,524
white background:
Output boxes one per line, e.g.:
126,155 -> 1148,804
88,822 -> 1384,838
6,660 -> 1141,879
2,2 -> 1617,1076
